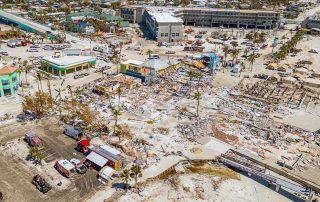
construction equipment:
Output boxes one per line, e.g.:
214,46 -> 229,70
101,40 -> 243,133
32,175 -> 52,193
25,132 -> 44,149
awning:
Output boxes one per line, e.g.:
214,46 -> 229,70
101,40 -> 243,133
86,152 -> 108,167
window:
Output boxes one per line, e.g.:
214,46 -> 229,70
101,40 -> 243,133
2,81 -> 9,86
172,33 -> 175,37
161,33 -> 164,37
176,33 -> 179,37
165,33 -> 168,37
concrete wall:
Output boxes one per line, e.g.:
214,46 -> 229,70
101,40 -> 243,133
157,23 -> 183,42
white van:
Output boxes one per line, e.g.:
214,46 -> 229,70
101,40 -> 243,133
149,54 -> 160,59
165,50 -> 175,54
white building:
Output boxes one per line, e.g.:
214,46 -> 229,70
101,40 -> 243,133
144,10 -> 183,42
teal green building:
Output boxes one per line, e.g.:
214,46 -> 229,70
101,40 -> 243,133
0,66 -> 18,97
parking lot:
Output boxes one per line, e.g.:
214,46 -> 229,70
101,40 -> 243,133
0,118 -> 107,202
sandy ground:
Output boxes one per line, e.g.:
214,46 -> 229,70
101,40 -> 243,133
107,173 -> 293,202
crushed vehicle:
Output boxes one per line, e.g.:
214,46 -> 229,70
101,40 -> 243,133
32,175 -> 52,193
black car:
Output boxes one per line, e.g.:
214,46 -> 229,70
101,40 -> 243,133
32,175 -> 52,193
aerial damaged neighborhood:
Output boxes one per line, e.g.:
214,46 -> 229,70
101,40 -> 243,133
0,0 -> 320,201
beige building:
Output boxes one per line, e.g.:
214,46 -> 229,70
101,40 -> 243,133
144,11 -> 183,42
120,6 -> 280,29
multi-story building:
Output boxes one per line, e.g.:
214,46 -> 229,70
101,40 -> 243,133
120,5 -> 145,24
174,8 -> 280,29
0,66 -> 18,97
120,6 -> 280,29
144,11 -> 183,42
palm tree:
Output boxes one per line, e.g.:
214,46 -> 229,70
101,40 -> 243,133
222,46 -> 229,72
194,90 -> 201,117
187,70 -> 196,96
141,138 -> 149,160
35,71 -> 44,93
247,54 -> 258,72
120,169 -> 131,190
230,41 -> 238,49
232,49 -> 240,64
112,107 -> 122,137
29,147 -> 37,160
35,149 -> 44,165
146,49 -> 152,58
112,46 -> 120,74
117,42 -> 123,74
40,61 -> 50,71
130,164 -> 142,186
193,71 -> 202,88
244,47 -> 249,57
116,86 -> 123,107
16,68 -> 24,94
66,85 -> 73,98
24,65 -> 33,85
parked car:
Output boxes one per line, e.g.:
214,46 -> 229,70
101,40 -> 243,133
54,159 -> 75,177
0,50 -> 8,56
310,48 -> 319,54
21,41 -> 28,46
70,159 -> 88,174
253,74 -> 268,80
27,48 -> 39,52
165,50 -> 175,54
278,72 -> 290,77
32,175 -> 52,193
149,54 -> 160,59
7,40 -> 18,48
43,45 -> 54,50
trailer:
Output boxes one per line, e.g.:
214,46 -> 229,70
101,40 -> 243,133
64,125 -> 83,140
54,160 -> 75,177
25,132 -> 44,149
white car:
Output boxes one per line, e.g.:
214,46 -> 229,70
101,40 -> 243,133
27,48 -> 39,52
70,158 -> 87,174
310,48 -> 319,54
